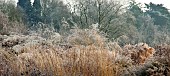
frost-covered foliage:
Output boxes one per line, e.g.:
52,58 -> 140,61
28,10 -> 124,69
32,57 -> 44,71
0,11 -> 27,35
0,26 -> 170,76
114,15 -> 170,46
137,15 -> 170,46
0,29 -> 121,76
123,43 -> 155,64
1,0 -> 170,75
67,27 -> 107,47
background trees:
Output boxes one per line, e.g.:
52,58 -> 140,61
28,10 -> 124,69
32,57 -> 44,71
32,0 -> 42,24
0,0 -> 170,45
71,0 -> 138,40
145,2 -> 170,27
0,0 -> 22,22
17,0 -> 33,26
33,0 -> 71,31
128,1 -> 170,45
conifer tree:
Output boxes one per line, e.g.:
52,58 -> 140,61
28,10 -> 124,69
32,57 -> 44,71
145,2 -> 170,26
17,0 -> 33,26
33,0 -> 42,24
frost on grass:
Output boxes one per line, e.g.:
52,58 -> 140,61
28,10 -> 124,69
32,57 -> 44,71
0,26 -> 169,76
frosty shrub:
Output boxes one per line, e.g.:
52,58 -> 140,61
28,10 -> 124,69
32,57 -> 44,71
30,22 -> 62,44
34,22 -> 55,38
154,44 -> 170,67
123,43 -> 155,64
0,11 -> 27,35
134,44 -> 170,76
67,27 -> 107,47
0,11 -> 9,35
145,61 -> 170,76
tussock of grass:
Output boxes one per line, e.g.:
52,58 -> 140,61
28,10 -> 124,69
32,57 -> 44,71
0,44 -> 124,76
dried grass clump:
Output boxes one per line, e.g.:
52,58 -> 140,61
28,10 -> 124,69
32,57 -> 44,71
59,45 -> 118,76
0,48 -> 18,75
67,28 -> 106,47
123,43 -> 155,64
0,43 -> 125,76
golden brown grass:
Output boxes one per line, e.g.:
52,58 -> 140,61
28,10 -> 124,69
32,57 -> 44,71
0,44 -> 125,76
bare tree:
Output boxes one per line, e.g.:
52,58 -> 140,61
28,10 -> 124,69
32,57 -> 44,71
72,0 -> 124,28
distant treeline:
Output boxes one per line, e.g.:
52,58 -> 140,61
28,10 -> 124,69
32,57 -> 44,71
1,0 -> 170,45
